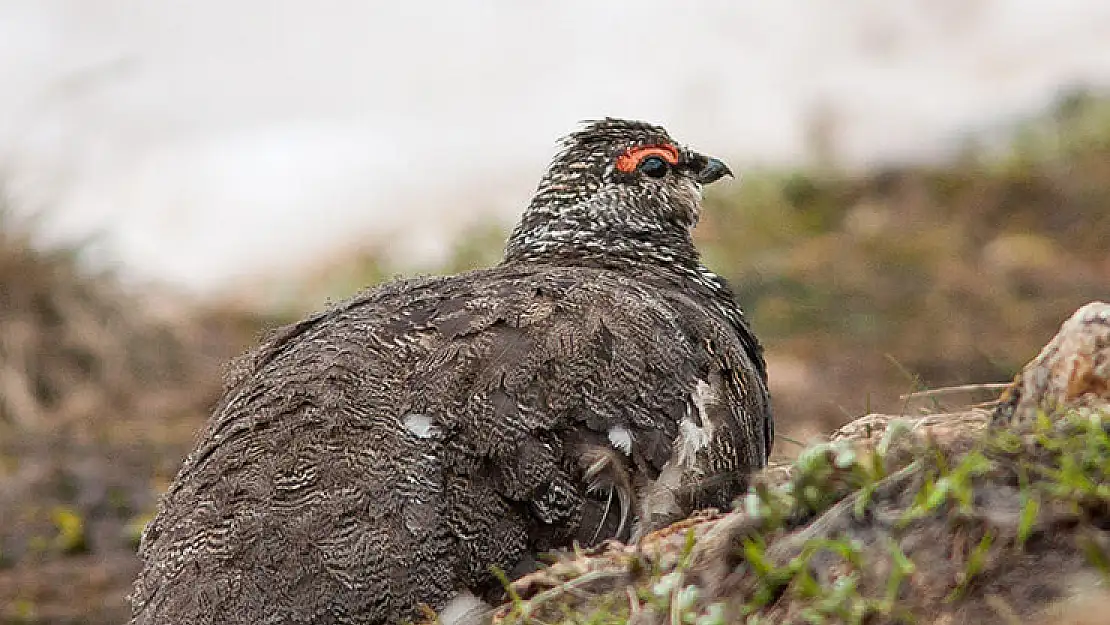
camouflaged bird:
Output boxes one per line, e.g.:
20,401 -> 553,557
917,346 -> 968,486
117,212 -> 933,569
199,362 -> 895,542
130,118 -> 774,625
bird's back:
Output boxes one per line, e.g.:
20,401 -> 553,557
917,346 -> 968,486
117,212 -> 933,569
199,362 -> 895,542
130,262 -> 770,625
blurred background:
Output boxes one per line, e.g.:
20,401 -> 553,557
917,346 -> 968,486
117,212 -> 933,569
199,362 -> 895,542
1,1 -> 1109,622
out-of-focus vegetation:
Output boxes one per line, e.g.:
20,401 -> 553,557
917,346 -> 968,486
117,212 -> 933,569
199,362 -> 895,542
0,198 -> 267,624
0,90 -> 1107,623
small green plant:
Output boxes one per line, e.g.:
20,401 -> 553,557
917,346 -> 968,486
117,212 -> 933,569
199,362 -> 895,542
50,506 -> 87,555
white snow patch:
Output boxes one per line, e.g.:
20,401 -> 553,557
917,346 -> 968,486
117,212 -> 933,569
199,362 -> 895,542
4,1 -> 1109,294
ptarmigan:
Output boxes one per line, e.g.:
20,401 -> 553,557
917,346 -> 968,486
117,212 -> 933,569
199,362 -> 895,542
130,118 -> 773,625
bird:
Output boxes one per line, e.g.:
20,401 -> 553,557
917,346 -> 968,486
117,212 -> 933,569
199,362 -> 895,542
129,118 -> 773,625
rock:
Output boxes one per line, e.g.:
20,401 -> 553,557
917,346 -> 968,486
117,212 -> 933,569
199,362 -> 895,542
993,301 -> 1110,428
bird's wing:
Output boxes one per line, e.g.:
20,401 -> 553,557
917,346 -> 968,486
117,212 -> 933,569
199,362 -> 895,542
400,266 -> 770,545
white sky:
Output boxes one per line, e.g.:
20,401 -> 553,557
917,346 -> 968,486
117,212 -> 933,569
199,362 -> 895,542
1,0 -> 1109,295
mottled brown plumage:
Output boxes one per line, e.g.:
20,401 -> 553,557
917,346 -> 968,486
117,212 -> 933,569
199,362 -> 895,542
130,118 -> 773,625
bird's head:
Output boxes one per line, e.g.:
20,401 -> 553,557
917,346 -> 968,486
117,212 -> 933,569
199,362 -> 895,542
503,118 -> 733,266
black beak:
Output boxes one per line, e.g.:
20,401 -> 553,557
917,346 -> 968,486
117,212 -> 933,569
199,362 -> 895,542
694,156 -> 733,185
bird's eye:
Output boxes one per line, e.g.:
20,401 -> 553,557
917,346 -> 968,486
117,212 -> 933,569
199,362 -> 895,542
638,155 -> 669,178
615,144 -> 680,176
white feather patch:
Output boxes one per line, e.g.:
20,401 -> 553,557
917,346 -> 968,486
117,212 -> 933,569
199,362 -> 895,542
607,426 -> 633,455
676,417 -> 710,466
402,414 -> 440,439
438,590 -> 489,625
692,379 -> 720,430
675,379 -> 718,466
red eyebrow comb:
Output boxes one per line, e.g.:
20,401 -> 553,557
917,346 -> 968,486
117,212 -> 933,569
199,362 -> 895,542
615,144 -> 680,173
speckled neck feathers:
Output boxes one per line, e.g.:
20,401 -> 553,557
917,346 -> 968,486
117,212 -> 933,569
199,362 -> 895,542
503,118 -> 707,276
